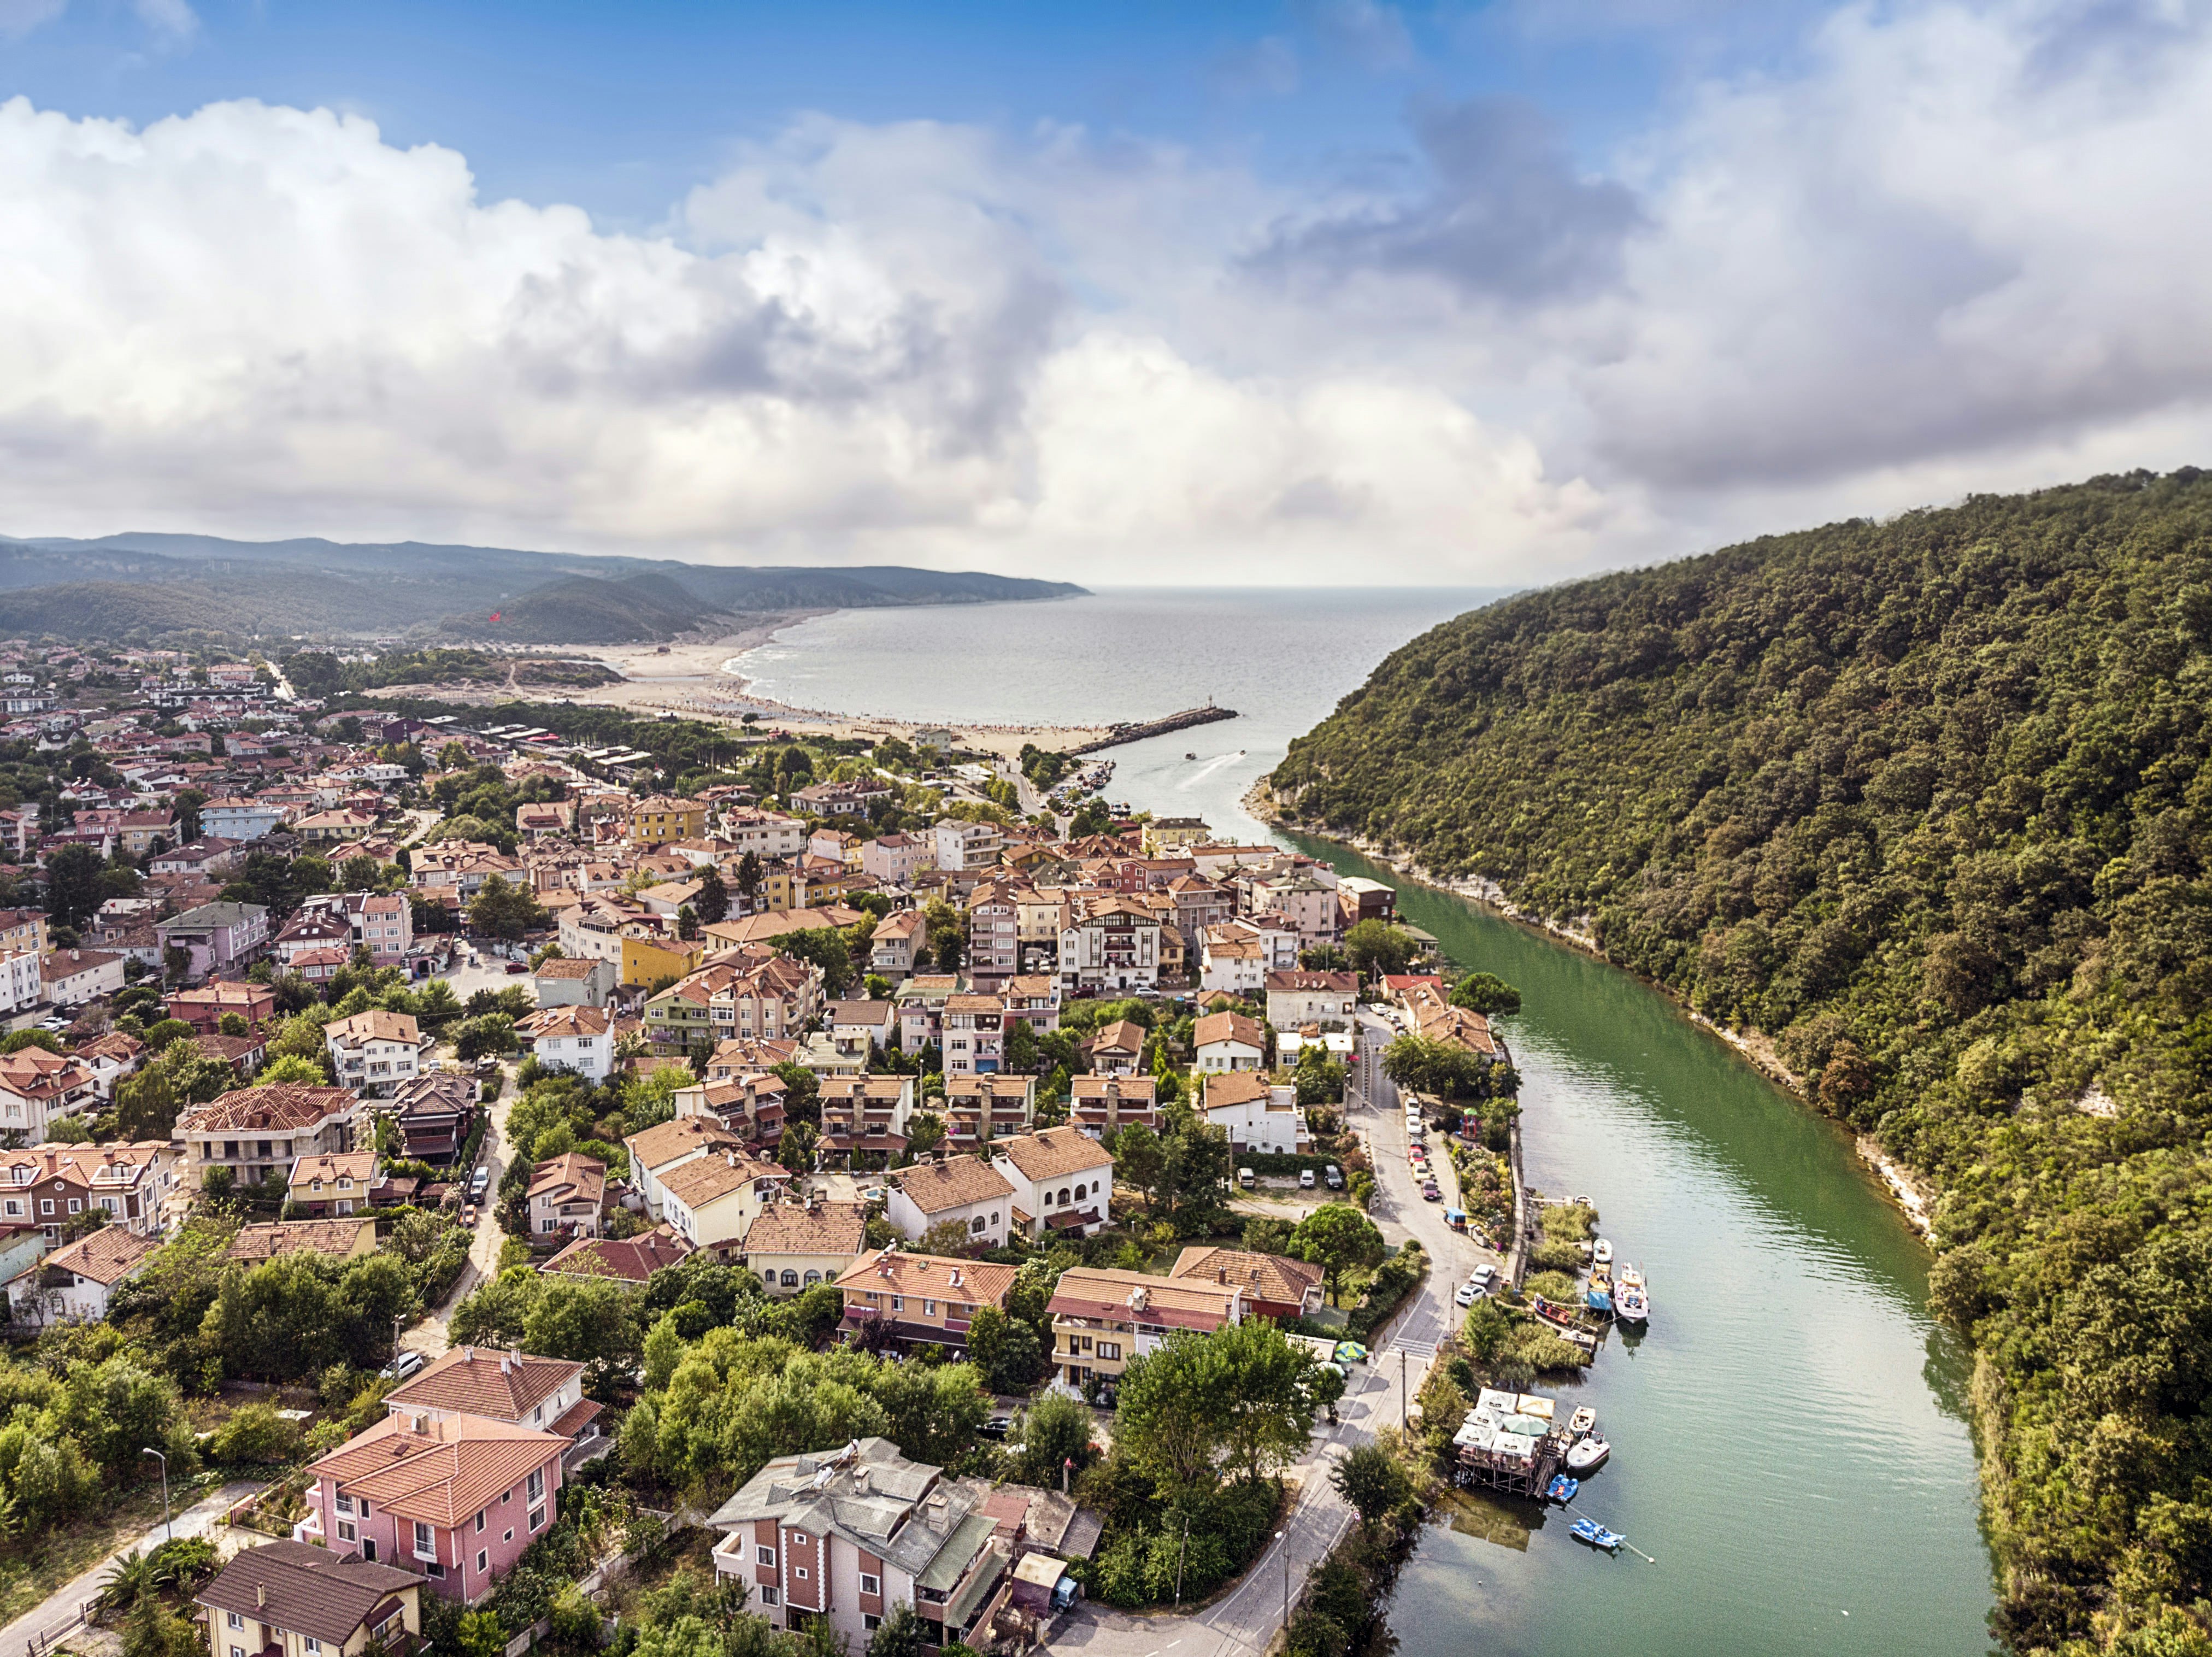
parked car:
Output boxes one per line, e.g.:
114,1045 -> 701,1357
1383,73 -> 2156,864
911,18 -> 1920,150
1324,1165 -> 1344,1189
1471,1263 -> 1497,1289
462,1202 -> 478,1226
470,1166 -> 491,1198
380,1349 -> 427,1383
1454,1282 -> 1481,1307
1298,1168 -> 1316,1189
504,961 -> 528,974
1238,1167 -> 1256,1188
1421,1182 -> 1443,1202
978,1415 -> 1015,1439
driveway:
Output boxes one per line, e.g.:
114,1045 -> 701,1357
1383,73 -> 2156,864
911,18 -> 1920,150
0,1479 -> 268,1657
402,1055 -> 519,1358
1049,1080 -> 1470,1657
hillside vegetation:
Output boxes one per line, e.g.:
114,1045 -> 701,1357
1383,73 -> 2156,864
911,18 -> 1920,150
1269,469 -> 2212,1654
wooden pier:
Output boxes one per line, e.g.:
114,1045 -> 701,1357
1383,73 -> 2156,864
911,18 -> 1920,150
1456,1432 -> 1569,1497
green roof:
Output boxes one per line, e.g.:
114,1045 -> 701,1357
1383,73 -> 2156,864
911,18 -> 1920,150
915,1512 -> 997,1594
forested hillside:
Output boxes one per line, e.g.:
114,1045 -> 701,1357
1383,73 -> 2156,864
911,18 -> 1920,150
1269,469 -> 2212,1654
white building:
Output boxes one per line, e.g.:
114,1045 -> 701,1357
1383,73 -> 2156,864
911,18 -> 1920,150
322,1009 -> 426,1096
7,1226 -> 157,1324
884,1155 -> 1016,1249
514,1004 -> 614,1082
988,1127 -> 1116,1241
1201,1072 -> 1310,1157
932,819 -> 1002,874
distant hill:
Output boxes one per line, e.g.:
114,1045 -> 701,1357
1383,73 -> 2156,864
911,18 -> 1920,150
0,532 -> 1085,644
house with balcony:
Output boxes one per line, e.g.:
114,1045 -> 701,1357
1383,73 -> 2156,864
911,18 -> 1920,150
1264,971 -> 1359,1032
169,979 -> 280,1034
893,975 -> 958,1051
297,1412 -> 567,1599
823,1000 -> 896,1063
658,1150 -> 791,1255
1056,897 -> 1160,994
42,948 -> 125,1008
198,797 -> 288,841
707,1438 -> 1011,1647
932,820 -> 1002,874
513,1004 -> 613,1083
0,1142 -> 179,1242
1200,1072 -> 1310,1157
1066,1076 -> 1159,1142
532,956 -> 616,1009
964,883 -> 1022,989
0,1047 -> 100,1144
884,1156 -> 1016,1250
386,1073 -> 476,1165
819,1076 -> 915,1167
1001,975 -> 1060,1035
627,1115 -> 750,1218
543,1225 -> 693,1286
178,1084 -> 357,1193
323,1010 -> 426,1097
383,1345 -> 601,1452
156,901 -> 270,981
197,1538 -> 422,1657
1048,1267 -> 1245,1392
834,1249 -> 1018,1358
671,1070 -> 789,1150
1079,1019 -> 1145,1078
940,1074 -> 1034,1149
861,833 -> 933,886
868,910 -> 926,982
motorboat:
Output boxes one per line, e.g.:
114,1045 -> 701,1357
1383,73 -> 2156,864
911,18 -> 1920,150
1570,1518 -> 1625,1553
1566,1436 -> 1611,1473
1567,1407 -> 1597,1439
1592,1237 -> 1614,1266
1615,1264 -> 1650,1325
1546,1474 -> 1579,1503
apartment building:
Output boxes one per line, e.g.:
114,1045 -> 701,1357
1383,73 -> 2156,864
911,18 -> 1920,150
513,1004 -> 614,1082
178,1083 -> 357,1192
860,833 -> 933,886
868,910 -> 927,982
933,820 -> 1002,874
940,994 -> 1005,1076
1264,971 -> 1359,1032
1056,896 -> 1160,994
819,1076 -> 916,1165
323,1009 -> 425,1096
628,796 -> 710,845
964,883 -> 1022,988
527,1153 -> 608,1241
1001,974 -> 1061,1034
196,1540 -> 422,1657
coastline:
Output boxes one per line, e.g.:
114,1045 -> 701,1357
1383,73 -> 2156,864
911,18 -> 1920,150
1246,774 -> 1937,1240
568,609 -> 1117,762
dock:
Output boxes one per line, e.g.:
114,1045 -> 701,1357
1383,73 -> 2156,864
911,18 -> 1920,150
1068,702 -> 1238,755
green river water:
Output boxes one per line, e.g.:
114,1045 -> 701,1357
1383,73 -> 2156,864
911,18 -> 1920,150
1287,837 -> 1997,1656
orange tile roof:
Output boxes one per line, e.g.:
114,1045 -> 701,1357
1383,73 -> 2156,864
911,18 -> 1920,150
834,1247 -> 1018,1307
989,1126 -> 1115,1184
890,1155 -> 1014,1215
383,1345 -> 582,1423
311,1413 -> 567,1527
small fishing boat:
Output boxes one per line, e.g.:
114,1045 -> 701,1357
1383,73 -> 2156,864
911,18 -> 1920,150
1566,1436 -> 1611,1473
1546,1474 -> 1580,1504
1615,1264 -> 1650,1326
1585,1286 -> 1614,1315
1567,1407 -> 1597,1439
1592,1237 -> 1614,1266
1570,1518 -> 1625,1553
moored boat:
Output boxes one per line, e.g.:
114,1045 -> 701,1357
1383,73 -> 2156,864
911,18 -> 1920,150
1567,1407 -> 1596,1439
1616,1263 -> 1650,1325
1546,1474 -> 1580,1503
1566,1436 -> 1611,1473
1592,1237 -> 1614,1266
1570,1517 -> 1625,1552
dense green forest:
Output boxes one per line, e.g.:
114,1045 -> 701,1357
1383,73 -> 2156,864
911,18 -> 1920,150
1269,469 -> 2212,1655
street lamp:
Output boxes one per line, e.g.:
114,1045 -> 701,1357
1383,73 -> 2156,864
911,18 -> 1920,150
141,1448 -> 170,1544
1277,1530 -> 1290,1634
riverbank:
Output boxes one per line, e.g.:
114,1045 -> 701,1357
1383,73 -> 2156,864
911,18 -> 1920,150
1249,776 -> 1938,1242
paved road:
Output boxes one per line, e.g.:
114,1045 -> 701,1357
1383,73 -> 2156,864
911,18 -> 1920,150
0,1479 -> 268,1657
402,1048 -> 519,1359
1050,1085 -> 1482,1657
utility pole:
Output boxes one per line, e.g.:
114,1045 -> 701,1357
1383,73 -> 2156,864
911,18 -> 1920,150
1401,1348 -> 1408,1431
140,1448 -> 170,1544
1174,1512 -> 1191,1606
1279,1529 -> 1290,1636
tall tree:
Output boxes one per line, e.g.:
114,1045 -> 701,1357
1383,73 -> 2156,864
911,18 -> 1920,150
695,864 -> 730,925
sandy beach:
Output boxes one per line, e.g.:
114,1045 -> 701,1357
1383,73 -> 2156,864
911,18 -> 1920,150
564,615 -> 1115,761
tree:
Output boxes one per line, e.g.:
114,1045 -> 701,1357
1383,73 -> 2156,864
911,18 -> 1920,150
735,851 -> 762,910
454,1014 -> 520,1062
1011,1390 -> 1095,1488
217,1011 -> 249,1037
1331,1442 -> 1411,1531
1288,1204 -> 1385,1306
1450,972 -> 1522,1016
905,1110 -> 946,1160
696,864 -> 730,925
44,844 -> 105,929
455,1611 -> 507,1657
677,904 -> 700,942
1343,920 -> 1415,979
867,1605 -> 931,1657
468,875 -> 549,942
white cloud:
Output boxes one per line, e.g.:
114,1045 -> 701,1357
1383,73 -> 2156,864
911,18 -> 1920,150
5,0 -> 2212,585
0,0 -> 67,40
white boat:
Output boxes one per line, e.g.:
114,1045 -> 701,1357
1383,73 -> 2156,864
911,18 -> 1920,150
1615,1264 -> 1650,1326
1592,1237 -> 1614,1266
1566,1437 -> 1611,1473
1567,1407 -> 1596,1440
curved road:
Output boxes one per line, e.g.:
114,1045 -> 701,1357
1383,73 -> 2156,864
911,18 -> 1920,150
1052,1062 -> 1493,1657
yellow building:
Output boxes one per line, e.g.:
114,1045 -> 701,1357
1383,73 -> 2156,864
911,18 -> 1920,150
628,796 -> 709,845
622,933 -> 702,989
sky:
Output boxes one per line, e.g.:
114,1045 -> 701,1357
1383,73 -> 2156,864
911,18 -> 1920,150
2,0 -> 2209,585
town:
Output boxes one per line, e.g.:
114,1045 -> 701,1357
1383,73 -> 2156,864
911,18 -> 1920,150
0,640 -> 1546,1657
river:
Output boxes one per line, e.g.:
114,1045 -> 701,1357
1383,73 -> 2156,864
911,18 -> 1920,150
1284,836 -> 1996,1655
732,588 -> 1997,1650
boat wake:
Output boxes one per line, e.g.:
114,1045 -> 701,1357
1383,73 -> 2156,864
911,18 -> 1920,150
1179,751 -> 1240,789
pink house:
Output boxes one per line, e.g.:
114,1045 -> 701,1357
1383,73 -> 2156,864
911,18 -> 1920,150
297,1412 -> 567,1603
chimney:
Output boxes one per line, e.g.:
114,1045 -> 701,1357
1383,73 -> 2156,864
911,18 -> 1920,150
926,1494 -> 949,1533
463,1346 -> 474,1362
256,1586 -> 268,1609
854,1467 -> 871,1495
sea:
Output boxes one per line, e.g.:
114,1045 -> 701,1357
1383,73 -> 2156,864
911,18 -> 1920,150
731,586 -> 1501,839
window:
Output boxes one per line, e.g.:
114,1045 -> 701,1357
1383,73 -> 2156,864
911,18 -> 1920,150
970,1215 -> 986,1233
414,1520 -> 437,1560
227,1614 -> 243,1631
780,1269 -> 798,1288
860,1573 -> 881,1596
890,1296 -> 903,1312
863,1616 -> 881,1632
476,1550 -> 488,1574
476,1511 -> 486,1533
1097,1342 -> 1122,1361
425,1562 -> 444,1579
38,1200 -> 51,1216
503,1529 -> 513,1543
758,1546 -> 776,1567
758,1587 -> 779,1608
337,1521 -> 357,1542
794,1566 -> 809,1582
2,1201 -> 16,1217
530,1507 -> 545,1532
923,1300 -> 936,1317
360,1501 -> 371,1519
336,1495 -> 354,1515
527,1467 -> 545,1502
304,1638 -> 321,1654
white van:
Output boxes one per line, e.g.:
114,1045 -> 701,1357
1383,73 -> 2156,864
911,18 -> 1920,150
1238,1167 -> 1256,1189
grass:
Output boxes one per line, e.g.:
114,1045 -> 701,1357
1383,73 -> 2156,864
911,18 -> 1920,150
0,1468 -> 227,1628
